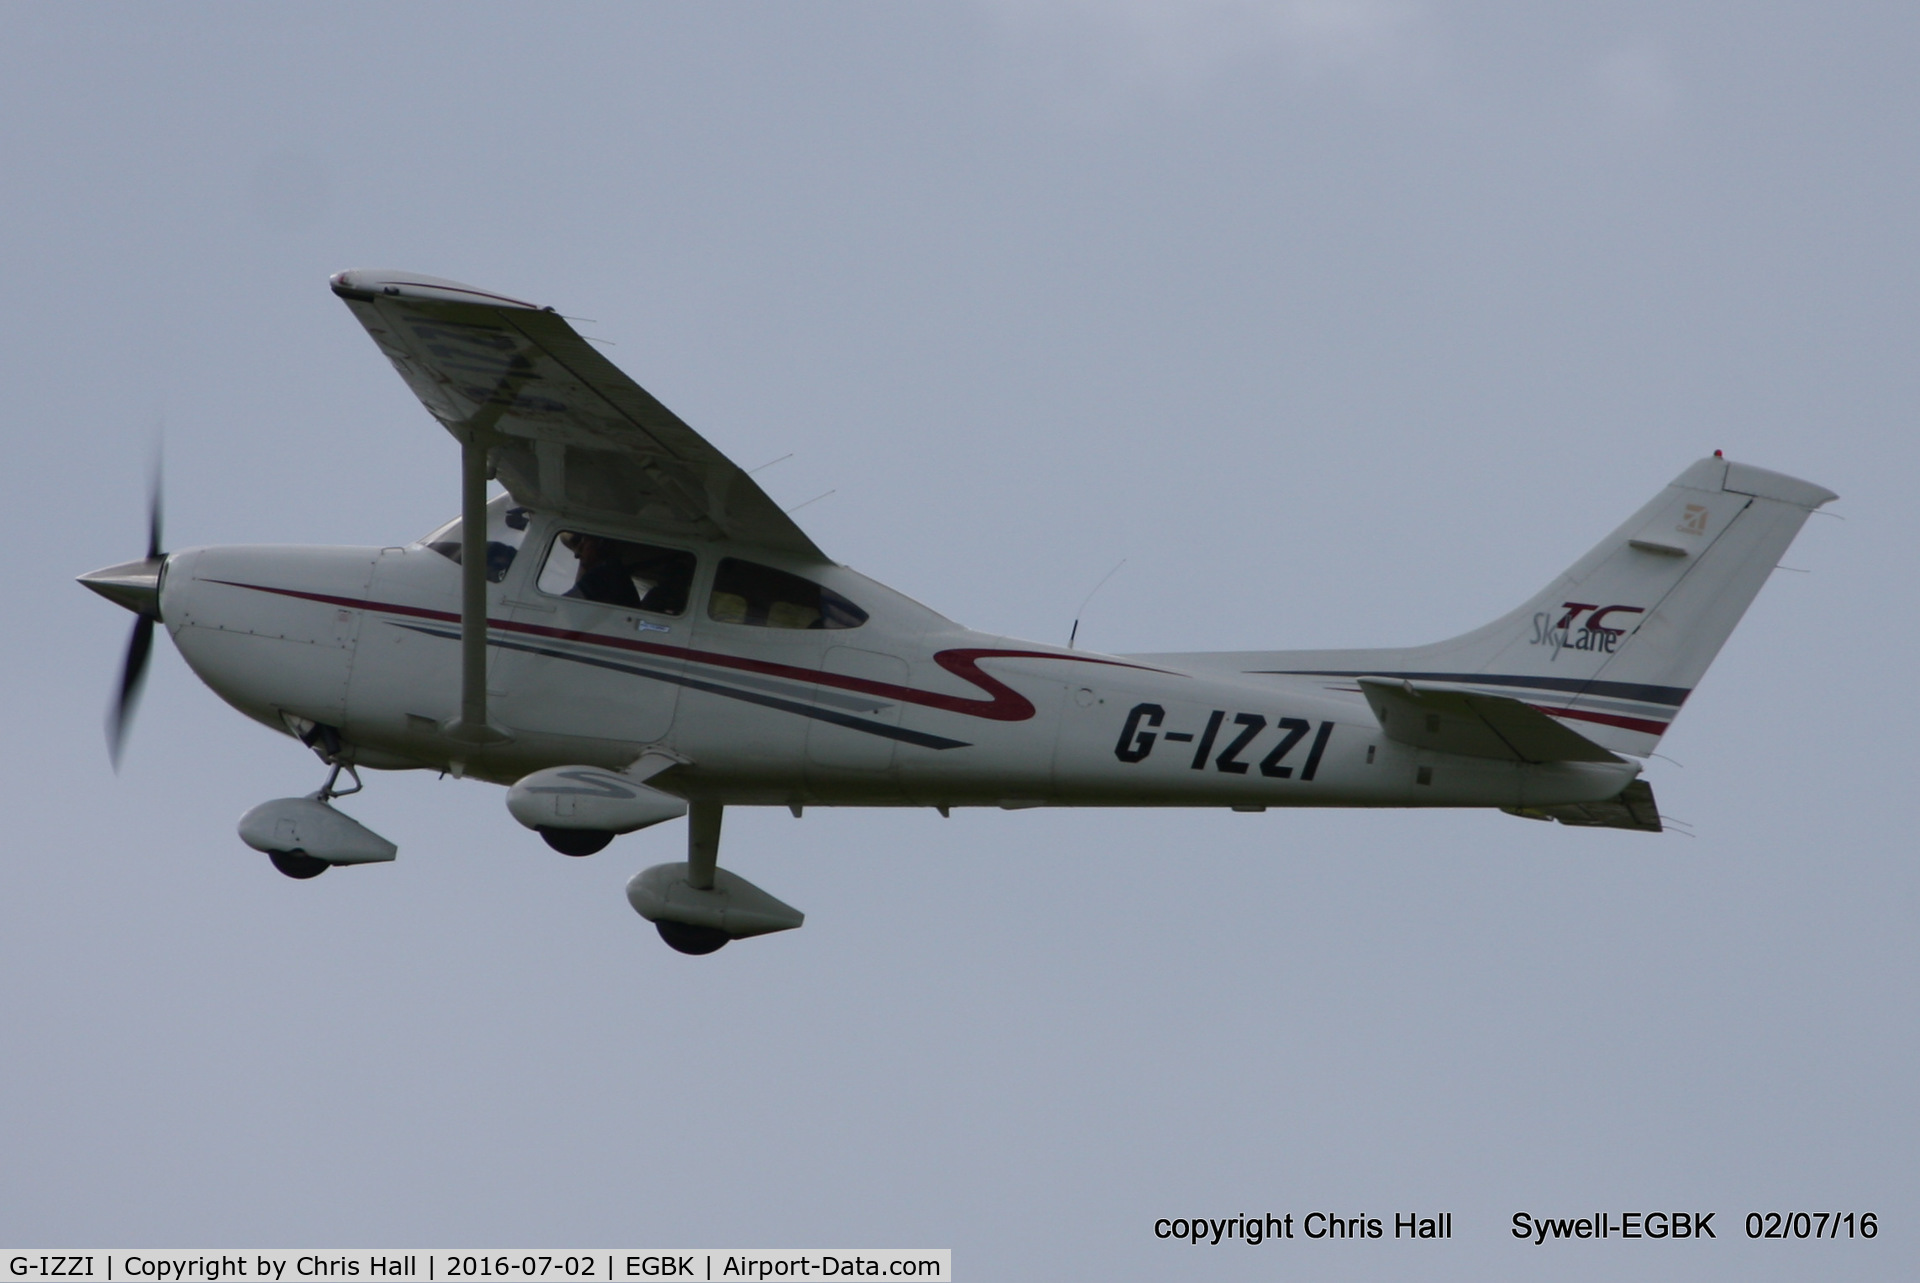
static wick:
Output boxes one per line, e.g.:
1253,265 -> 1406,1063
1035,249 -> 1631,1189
750,452 -> 795,475
558,314 -> 612,344
785,489 -> 836,514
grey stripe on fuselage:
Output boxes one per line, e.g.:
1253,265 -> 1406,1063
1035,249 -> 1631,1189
392,622 -> 968,750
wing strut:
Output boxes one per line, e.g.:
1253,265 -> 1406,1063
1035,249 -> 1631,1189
446,424 -> 510,746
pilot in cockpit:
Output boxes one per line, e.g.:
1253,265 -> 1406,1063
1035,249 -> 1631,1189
563,533 -> 643,609
558,532 -> 694,615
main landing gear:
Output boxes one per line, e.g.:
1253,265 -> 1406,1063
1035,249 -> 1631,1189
240,745 -> 800,953
655,919 -> 731,956
505,760 -> 686,857
626,801 -> 805,955
539,827 -> 614,856
501,761 -> 800,952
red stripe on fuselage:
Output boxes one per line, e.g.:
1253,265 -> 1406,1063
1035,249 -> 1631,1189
206,581 -> 1162,723
1529,703 -> 1670,737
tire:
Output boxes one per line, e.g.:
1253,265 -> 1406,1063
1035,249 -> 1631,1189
655,920 -> 730,955
269,850 -> 329,879
540,827 -> 615,857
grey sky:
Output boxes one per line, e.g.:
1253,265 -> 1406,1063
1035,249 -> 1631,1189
3,4 -> 1914,1279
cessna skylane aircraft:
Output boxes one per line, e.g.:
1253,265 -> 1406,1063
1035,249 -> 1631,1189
79,271 -> 1836,953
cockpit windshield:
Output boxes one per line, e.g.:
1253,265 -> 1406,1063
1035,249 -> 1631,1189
420,493 -> 533,583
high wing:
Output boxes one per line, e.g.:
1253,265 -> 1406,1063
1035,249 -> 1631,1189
331,269 -> 823,559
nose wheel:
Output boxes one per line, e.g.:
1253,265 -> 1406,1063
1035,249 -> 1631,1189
239,757 -> 398,880
269,850 -> 329,879
264,760 -> 357,878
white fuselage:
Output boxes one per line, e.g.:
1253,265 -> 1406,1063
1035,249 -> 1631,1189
160,512 -> 1638,814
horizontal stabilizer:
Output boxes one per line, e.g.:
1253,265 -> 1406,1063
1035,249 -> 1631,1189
1358,676 -> 1622,764
1503,779 -> 1663,833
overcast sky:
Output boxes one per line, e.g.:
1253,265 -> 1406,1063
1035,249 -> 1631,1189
3,4 -> 1914,1279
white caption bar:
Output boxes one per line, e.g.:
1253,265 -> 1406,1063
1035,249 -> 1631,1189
4,1253 -> 950,1283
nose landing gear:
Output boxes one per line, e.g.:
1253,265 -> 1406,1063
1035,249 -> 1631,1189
269,850 -> 331,880
238,758 -> 398,879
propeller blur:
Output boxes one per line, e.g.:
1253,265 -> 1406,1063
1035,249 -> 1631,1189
81,466 -> 165,768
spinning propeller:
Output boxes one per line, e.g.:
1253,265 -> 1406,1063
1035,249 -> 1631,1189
78,468 -> 167,768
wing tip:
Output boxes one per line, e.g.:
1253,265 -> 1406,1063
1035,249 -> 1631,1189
330,269 -> 548,312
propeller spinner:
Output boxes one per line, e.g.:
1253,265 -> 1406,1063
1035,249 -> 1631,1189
78,471 -> 165,767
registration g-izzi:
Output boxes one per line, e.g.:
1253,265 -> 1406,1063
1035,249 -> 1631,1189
79,272 -> 1837,954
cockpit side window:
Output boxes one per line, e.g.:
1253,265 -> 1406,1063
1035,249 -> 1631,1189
536,531 -> 697,615
707,558 -> 868,629
421,494 -> 532,584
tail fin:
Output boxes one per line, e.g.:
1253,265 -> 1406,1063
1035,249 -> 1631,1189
1248,456 -> 1836,756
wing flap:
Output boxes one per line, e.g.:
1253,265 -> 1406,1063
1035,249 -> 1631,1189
332,270 -> 822,559
1357,676 -> 1623,764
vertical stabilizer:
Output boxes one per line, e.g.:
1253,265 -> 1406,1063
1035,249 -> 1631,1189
1181,457 -> 1836,756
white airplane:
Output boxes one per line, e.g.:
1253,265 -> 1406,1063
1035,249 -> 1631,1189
79,271 -> 1836,954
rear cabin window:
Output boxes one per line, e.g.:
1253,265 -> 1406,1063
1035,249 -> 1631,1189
537,532 -> 696,615
707,559 -> 867,630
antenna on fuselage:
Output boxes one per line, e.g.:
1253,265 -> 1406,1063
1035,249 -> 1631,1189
1068,557 -> 1127,649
